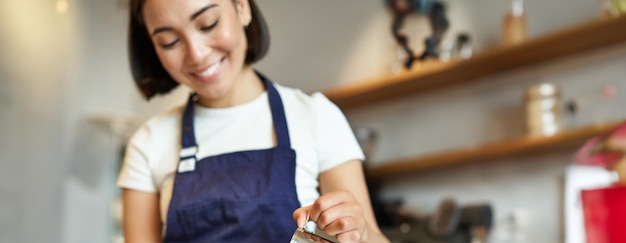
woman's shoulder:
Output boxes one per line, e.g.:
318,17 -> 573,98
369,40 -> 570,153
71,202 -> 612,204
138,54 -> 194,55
274,83 -> 341,114
130,105 -> 185,145
146,105 -> 185,126
145,105 -> 185,130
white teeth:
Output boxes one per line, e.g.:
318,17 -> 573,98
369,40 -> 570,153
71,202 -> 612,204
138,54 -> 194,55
199,60 -> 221,77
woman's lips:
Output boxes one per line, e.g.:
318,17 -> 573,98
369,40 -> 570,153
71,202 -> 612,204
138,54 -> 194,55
192,57 -> 224,83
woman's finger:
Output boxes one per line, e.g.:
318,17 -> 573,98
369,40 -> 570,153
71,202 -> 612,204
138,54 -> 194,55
335,228 -> 363,243
308,190 -> 354,224
292,205 -> 312,228
316,202 -> 364,234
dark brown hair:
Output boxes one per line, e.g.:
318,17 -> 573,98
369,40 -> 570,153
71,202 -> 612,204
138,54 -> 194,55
128,0 -> 270,100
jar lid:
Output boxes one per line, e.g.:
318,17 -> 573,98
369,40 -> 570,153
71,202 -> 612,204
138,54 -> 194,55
525,83 -> 560,99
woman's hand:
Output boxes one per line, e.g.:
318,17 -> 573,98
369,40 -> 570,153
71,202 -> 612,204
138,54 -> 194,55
293,160 -> 389,243
293,190 -> 368,243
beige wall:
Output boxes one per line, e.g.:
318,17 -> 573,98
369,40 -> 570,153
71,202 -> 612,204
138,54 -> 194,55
1,0 -> 81,242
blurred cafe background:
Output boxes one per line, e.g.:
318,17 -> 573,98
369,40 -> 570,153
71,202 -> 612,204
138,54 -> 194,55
1,0 -> 626,242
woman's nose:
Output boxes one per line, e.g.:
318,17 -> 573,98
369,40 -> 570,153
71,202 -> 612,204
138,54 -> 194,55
185,37 -> 210,65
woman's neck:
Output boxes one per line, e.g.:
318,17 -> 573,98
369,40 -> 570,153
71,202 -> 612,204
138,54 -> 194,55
196,66 -> 265,108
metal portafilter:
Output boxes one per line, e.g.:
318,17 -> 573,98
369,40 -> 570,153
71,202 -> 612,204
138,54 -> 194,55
290,218 -> 338,243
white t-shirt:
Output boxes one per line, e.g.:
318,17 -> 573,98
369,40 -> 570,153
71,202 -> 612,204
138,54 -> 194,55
117,83 -> 365,224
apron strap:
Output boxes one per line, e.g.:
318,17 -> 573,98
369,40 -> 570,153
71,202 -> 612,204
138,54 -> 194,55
257,71 -> 291,149
179,71 -> 292,160
180,94 -> 198,160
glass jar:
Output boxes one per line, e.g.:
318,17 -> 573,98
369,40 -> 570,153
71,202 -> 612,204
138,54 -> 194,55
503,0 -> 528,46
524,83 -> 564,136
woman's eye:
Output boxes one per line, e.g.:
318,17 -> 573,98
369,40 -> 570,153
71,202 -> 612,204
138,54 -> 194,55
160,40 -> 180,49
200,20 -> 219,31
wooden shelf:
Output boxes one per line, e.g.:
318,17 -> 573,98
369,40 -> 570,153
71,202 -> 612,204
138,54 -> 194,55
324,16 -> 626,110
366,120 -> 625,181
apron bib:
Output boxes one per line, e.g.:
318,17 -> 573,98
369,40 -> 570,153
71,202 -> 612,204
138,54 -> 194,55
164,74 -> 300,242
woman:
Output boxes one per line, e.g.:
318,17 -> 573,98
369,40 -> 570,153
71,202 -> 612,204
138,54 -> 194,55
117,0 -> 390,242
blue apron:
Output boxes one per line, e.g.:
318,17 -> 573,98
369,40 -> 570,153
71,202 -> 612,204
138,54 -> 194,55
163,74 -> 301,242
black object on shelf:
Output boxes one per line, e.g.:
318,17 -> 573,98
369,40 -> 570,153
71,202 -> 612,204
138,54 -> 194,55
386,0 -> 450,69
381,200 -> 493,243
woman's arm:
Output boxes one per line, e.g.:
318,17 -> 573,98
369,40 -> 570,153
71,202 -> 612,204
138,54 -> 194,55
294,160 -> 389,243
122,189 -> 162,242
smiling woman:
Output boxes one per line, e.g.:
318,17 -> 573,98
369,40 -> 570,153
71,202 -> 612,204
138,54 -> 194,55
142,0 -> 259,108
128,0 -> 269,105
118,0 -> 389,242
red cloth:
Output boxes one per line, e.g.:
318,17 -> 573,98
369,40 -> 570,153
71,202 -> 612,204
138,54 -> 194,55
575,123 -> 626,169
581,185 -> 626,243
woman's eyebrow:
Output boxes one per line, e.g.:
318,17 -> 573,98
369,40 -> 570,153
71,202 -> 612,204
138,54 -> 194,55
152,27 -> 173,36
151,4 -> 218,37
190,4 -> 217,21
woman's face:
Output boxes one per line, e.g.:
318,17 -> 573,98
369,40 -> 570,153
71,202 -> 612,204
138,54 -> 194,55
142,0 -> 251,102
